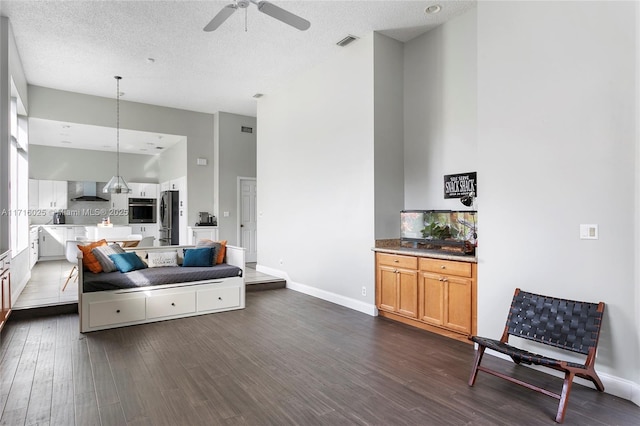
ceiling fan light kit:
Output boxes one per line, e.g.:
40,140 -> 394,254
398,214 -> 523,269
204,0 -> 310,32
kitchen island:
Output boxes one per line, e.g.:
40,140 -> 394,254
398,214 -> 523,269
373,240 -> 477,343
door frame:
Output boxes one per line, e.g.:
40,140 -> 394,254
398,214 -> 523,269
236,177 -> 257,262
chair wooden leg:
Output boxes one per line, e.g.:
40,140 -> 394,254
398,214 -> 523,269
62,265 -> 77,292
468,345 -> 486,386
555,371 -> 575,423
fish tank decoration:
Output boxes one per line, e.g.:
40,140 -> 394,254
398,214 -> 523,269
401,210 -> 477,254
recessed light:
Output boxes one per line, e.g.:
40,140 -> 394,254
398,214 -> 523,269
425,4 -> 442,15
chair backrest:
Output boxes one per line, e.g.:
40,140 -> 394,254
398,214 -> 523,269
505,288 -> 605,355
137,236 -> 155,247
65,240 -> 82,264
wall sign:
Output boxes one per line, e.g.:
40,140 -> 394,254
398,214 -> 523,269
444,172 -> 477,199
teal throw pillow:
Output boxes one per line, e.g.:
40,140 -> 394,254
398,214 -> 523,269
182,247 -> 214,267
108,252 -> 148,273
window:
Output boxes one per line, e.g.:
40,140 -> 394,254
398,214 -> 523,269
9,94 -> 28,256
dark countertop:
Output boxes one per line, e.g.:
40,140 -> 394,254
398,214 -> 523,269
372,244 -> 477,263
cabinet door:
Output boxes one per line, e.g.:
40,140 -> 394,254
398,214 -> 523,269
377,266 -> 398,313
397,269 -> 418,318
420,273 -> 444,326
29,179 -> 39,211
39,227 -> 65,257
111,193 -> 128,210
53,180 -> 68,209
444,276 -> 472,335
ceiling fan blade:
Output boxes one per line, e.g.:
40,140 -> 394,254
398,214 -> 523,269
203,4 -> 238,32
256,1 -> 310,31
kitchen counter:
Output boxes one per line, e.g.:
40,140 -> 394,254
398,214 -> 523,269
372,239 -> 477,263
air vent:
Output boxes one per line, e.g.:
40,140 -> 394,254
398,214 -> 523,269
241,126 -> 253,134
336,35 -> 358,47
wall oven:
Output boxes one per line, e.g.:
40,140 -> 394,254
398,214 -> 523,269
128,198 -> 157,223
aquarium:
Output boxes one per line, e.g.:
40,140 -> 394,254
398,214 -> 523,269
400,210 -> 477,251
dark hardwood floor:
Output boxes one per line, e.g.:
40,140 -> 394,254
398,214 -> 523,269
1,289 -> 638,425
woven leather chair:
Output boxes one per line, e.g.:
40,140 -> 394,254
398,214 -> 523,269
468,288 -> 605,423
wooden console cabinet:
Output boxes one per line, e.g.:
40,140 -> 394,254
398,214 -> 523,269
375,251 -> 476,343
1,250 -> 11,333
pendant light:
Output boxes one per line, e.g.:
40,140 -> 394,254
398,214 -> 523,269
104,75 -> 132,194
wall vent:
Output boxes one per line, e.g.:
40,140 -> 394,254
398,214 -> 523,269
336,35 -> 359,47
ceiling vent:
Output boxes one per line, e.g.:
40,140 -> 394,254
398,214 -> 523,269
336,35 -> 359,47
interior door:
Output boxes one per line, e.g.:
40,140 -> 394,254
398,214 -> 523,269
239,178 -> 257,263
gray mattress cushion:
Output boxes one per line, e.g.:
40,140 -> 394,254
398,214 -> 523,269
83,264 -> 243,292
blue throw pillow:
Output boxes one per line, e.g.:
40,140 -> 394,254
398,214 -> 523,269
108,252 -> 148,273
182,247 -> 214,267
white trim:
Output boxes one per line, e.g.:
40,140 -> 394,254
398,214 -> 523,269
486,351 -> 640,406
256,264 -> 378,317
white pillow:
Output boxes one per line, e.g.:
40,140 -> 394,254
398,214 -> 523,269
147,251 -> 178,268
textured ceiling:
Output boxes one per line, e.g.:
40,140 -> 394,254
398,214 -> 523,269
2,0 -> 477,118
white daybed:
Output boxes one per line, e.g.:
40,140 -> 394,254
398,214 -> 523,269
78,245 -> 245,333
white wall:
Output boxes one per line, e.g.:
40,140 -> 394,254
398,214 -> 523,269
477,0 -> 638,400
257,33 -> 376,313
404,8 -> 477,211
215,112 -> 257,245
374,33 -> 405,239
29,144 -> 160,182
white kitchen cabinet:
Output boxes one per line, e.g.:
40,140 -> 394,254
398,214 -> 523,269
30,227 -> 39,268
29,179 -> 39,211
110,193 -> 128,211
187,226 -> 219,245
37,180 -> 68,210
39,226 -> 67,258
129,183 -> 158,199
130,224 -> 158,242
39,226 -> 86,259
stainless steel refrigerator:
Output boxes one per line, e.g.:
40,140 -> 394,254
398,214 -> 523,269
159,190 -> 179,245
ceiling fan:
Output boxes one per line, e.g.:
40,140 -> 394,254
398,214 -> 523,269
204,0 -> 310,32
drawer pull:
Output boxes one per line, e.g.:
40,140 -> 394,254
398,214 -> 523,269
440,265 -> 446,269
394,259 -> 399,263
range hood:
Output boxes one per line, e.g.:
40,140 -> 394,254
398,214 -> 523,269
71,181 -> 109,202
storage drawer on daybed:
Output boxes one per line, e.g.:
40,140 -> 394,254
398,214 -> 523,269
89,297 -> 146,328
147,291 -> 196,319
197,286 -> 241,311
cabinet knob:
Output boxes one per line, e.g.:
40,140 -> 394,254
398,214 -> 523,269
171,302 -> 176,306
440,265 -> 446,269
116,309 -> 121,313
218,297 -> 222,300
393,259 -> 399,263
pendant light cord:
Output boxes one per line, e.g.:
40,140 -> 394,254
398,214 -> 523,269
115,76 -> 121,182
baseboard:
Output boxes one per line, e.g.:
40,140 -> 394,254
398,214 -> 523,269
255,265 -> 378,316
487,351 -> 640,406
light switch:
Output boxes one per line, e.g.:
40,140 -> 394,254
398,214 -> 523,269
580,224 -> 598,240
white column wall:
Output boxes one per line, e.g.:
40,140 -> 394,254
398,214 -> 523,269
256,34 -> 376,313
